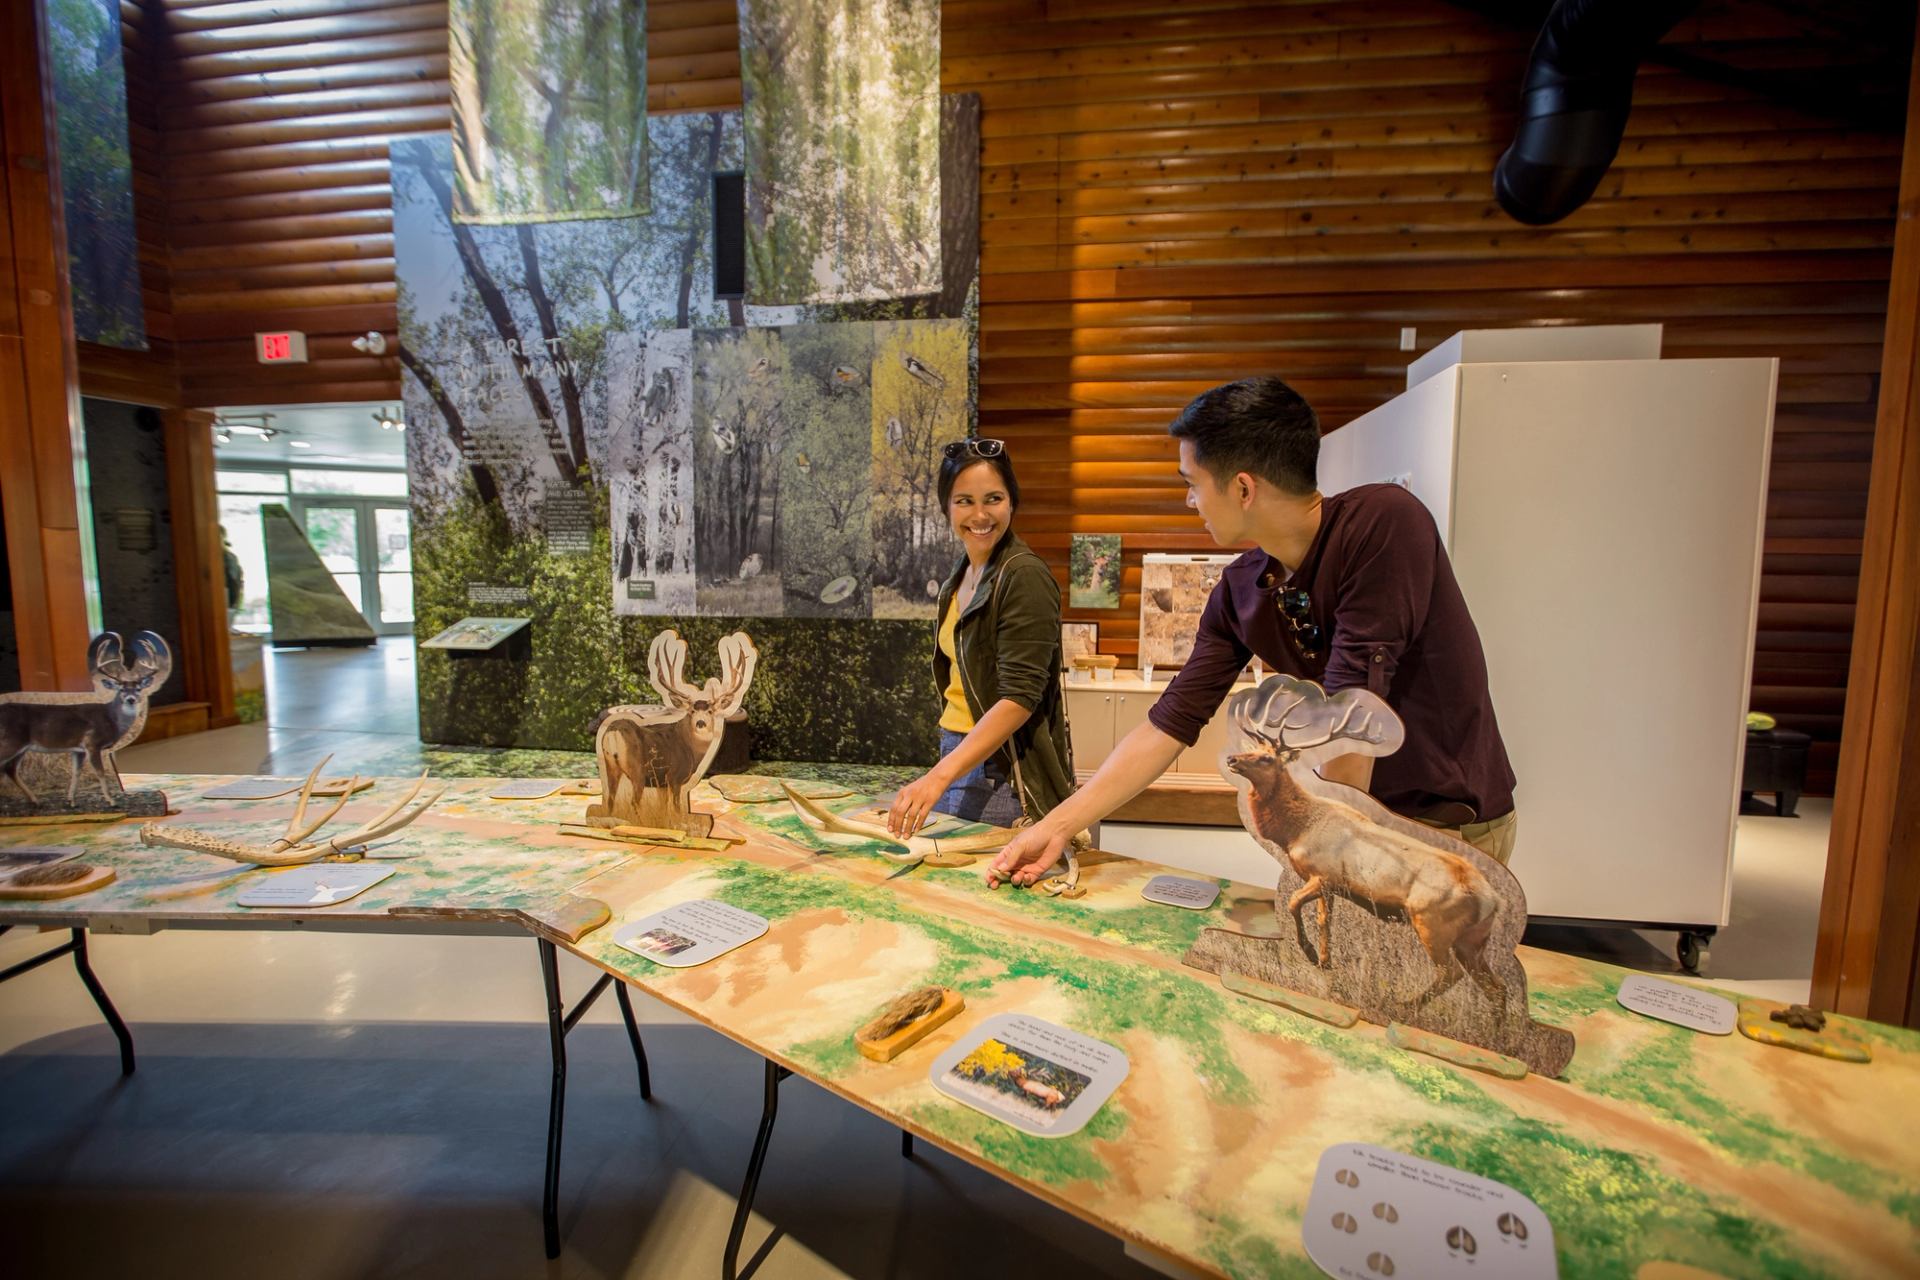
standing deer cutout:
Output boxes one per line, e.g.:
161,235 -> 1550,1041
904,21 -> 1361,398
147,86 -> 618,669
0,631 -> 172,807
1226,684 -> 1508,1015
588,630 -> 758,834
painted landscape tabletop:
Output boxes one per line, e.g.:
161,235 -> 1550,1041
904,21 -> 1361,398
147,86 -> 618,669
0,775 -> 631,934
2,775 -> 1917,1279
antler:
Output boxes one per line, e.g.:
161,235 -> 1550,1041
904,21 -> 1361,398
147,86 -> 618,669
780,783 -> 1020,866
647,629 -> 698,706
87,632 -> 125,689
709,632 -> 759,716
302,770 -> 443,855
139,761 -> 437,868
129,631 -> 173,689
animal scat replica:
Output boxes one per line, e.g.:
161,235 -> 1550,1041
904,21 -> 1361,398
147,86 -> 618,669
1181,675 -> 1575,1077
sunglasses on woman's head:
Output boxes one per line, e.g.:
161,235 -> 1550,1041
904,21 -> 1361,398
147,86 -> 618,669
1277,586 -> 1324,663
943,437 -> 1005,460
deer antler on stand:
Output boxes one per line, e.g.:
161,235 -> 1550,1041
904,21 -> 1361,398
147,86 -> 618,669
140,758 -> 442,867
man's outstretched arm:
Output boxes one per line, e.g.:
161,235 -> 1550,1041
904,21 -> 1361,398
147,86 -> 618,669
987,720 -> 1186,887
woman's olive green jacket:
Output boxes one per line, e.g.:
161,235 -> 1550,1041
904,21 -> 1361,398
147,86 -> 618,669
931,533 -> 1075,822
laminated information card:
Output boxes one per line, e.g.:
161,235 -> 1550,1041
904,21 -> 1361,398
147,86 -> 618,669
930,1013 -> 1129,1139
614,900 -> 769,968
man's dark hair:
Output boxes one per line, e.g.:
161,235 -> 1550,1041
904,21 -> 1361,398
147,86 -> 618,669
938,444 -> 1020,512
1167,376 -> 1320,495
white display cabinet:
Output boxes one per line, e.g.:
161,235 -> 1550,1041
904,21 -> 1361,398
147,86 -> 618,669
1319,326 -> 1777,971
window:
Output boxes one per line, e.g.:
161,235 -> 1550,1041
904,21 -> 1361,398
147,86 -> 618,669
215,470 -> 289,494
289,469 -> 408,497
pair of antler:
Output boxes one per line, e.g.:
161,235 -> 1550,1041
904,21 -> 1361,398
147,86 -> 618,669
140,756 -> 443,866
1234,689 -> 1389,753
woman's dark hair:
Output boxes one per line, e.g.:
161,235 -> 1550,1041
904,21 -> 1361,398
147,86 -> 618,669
1168,376 -> 1320,495
938,443 -> 1020,513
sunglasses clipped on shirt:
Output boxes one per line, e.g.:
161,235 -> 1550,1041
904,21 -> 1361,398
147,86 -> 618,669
942,437 -> 1005,460
1277,586 -> 1325,664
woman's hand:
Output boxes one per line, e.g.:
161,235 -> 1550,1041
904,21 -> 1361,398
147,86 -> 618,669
888,770 -> 949,838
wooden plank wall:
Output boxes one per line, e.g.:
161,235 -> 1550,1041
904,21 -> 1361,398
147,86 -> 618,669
151,0 -> 738,407
128,0 -> 1905,792
74,0 -> 183,407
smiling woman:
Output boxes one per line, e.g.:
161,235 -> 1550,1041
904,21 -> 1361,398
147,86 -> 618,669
885,441 -> 1074,842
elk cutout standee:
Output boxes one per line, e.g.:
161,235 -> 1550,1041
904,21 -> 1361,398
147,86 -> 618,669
1181,676 -> 1574,1078
587,630 -> 758,837
0,631 -> 173,821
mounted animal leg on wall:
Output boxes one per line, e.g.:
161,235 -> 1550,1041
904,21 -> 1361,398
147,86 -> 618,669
588,630 -> 759,838
0,631 -> 172,821
1181,675 -> 1573,1077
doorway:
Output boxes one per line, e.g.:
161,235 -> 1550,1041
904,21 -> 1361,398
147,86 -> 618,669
291,497 -> 413,636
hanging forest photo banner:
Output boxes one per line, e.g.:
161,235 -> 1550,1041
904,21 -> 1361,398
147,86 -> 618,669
449,0 -> 648,224
739,0 -> 942,305
47,0 -> 145,350
395,100 -> 980,762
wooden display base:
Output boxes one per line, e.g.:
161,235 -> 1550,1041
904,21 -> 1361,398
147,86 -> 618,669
0,788 -> 167,823
1387,1022 -> 1529,1080
1221,969 -> 1359,1027
0,863 -> 117,900
855,987 -> 965,1062
1185,926 -> 1575,1078
1737,999 -> 1871,1063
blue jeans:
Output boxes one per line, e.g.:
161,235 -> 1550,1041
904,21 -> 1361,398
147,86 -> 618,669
935,729 -> 1025,827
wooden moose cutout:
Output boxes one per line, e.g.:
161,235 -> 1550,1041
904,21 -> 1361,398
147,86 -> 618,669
587,630 -> 758,836
1182,675 -> 1574,1077
0,631 -> 172,819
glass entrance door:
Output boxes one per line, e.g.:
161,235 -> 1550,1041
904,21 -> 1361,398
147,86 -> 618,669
293,498 -> 414,636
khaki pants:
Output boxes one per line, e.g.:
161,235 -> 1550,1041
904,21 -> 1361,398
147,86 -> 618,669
1417,809 -> 1518,866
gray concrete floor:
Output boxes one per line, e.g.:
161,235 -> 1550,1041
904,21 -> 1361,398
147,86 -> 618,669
1,639 -> 1831,1276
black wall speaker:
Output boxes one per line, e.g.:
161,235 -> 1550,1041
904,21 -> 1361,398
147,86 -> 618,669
712,170 -> 746,300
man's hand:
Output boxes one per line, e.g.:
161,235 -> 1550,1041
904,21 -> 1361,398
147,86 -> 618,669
986,823 -> 1069,888
887,769 -> 950,838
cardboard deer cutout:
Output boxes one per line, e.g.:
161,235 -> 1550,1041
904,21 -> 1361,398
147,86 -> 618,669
0,631 -> 172,820
588,630 -> 758,837
1182,675 -> 1574,1077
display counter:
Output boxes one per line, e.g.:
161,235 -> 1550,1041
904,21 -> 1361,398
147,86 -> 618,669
3,773 -> 1916,1278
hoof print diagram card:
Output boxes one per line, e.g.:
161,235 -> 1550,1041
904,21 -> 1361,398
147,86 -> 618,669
930,1013 -> 1128,1138
1304,1143 -> 1556,1278
614,899 -> 769,968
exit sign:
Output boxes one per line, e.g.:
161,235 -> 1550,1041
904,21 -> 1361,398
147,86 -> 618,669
255,331 -> 308,363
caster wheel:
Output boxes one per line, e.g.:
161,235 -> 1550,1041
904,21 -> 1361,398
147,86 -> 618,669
1677,932 -> 1710,975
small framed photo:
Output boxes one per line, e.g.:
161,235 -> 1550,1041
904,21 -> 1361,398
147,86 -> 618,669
1061,622 -> 1099,669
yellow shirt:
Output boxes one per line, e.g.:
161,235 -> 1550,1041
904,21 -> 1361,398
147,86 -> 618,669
938,594 -> 974,732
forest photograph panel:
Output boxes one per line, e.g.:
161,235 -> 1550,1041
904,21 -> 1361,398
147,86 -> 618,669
778,324 -> 877,618
610,330 -> 695,615
694,328 -> 788,616
872,320 -> 970,618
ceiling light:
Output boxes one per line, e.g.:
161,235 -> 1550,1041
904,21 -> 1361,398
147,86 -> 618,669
373,405 -> 405,431
214,431 -> 231,444
289,440 -> 311,448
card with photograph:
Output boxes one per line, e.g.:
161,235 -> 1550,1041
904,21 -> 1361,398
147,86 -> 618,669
929,1012 -> 1129,1138
613,899 -> 770,968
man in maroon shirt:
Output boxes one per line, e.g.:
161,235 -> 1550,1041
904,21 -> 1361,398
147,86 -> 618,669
989,376 -> 1517,887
